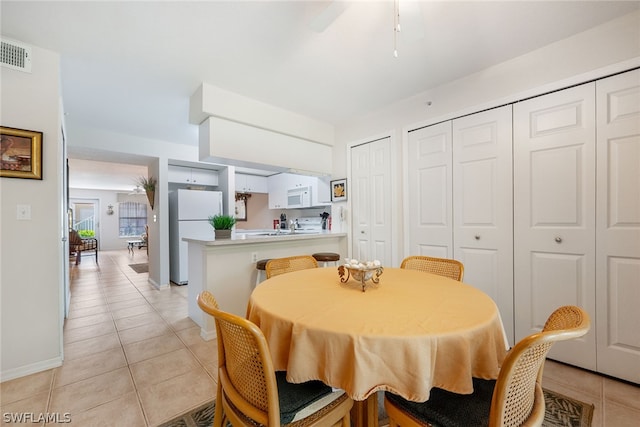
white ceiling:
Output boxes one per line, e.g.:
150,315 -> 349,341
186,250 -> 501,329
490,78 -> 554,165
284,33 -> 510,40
2,1 -> 639,187
67,158 -> 149,192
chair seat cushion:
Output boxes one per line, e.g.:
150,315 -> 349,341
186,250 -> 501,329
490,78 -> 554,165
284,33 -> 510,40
386,378 -> 496,427
312,252 -> 340,262
276,371 -> 334,424
256,258 -> 271,270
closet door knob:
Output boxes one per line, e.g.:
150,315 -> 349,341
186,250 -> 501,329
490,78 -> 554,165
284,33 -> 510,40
555,237 -> 562,243
474,235 -> 480,240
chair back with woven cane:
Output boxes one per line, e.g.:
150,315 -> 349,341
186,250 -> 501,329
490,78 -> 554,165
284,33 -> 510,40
197,291 -> 353,427
489,305 -> 590,426
265,255 -> 318,279
384,305 -> 590,427
400,255 -> 464,281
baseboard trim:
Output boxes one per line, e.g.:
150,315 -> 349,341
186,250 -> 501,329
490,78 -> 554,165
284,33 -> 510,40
0,356 -> 63,382
200,328 -> 216,341
149,277 -> 169,290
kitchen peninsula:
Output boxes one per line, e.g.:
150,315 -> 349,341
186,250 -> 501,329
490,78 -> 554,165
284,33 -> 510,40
184,231 -> 347,339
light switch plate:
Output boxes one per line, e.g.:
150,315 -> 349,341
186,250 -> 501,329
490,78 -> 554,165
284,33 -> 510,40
17,204 -> 31,220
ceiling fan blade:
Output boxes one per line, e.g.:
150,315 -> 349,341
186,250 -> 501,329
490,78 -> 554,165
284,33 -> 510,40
309,1 -> 350,33
128,185 -> 143,195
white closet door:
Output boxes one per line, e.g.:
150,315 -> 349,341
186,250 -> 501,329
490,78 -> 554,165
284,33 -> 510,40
453,105 -> 514,345
514,83 -> 596,369
351,138 -> 392,265
407,122 -> 453,258
596,69 -> 640,384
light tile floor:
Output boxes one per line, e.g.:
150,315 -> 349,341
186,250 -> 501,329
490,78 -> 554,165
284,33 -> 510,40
1,250 -> 217,426
2,249 -> 639,426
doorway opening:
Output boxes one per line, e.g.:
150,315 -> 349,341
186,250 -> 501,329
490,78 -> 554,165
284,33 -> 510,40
70,198 -> 99,242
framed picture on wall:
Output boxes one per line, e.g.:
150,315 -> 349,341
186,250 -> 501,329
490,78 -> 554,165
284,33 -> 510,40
330,178 -> 347,202
235,197 -> 247,221
0,126 -> 43,180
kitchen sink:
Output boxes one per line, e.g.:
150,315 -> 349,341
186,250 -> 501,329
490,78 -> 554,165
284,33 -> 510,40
252,230 -> 320,236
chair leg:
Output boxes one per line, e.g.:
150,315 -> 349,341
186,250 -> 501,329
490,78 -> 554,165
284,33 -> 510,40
342,412 -> 351,427
213,388 -> 225,427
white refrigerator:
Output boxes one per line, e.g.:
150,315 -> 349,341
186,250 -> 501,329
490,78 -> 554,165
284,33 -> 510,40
169,189 -> 223,285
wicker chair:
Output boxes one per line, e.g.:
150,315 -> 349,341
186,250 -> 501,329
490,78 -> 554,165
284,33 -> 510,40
197,291 -> 353,427
265,255 -> 318,279
69,229 -> 98,265
400,255 -> 464,281
384,305 -> 590,427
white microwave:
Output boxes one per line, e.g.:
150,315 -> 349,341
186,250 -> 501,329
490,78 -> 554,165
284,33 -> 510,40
287,187 -> 312,208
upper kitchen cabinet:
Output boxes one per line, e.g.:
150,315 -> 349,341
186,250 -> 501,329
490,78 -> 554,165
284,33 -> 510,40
288,174 -> 313,188
267,173 -> 288,209
235,173 -> 268,193
315,176 -> 331,205
267,173 -> 330,209
168,165 -> 219,186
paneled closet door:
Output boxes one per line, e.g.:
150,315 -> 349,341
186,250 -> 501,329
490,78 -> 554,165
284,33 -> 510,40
351,138 -> 392,265
453,105 -> 514,345
514,83 -> 596,370
407,122 -> 453,257
596,69 -> 640,384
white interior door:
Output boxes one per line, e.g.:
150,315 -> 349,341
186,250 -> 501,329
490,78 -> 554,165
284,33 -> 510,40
595,69 -> 640,384
453,105 -> 514,345
407,122 -> 453,258
350,137 -> 392,265
514,83 -> 596,369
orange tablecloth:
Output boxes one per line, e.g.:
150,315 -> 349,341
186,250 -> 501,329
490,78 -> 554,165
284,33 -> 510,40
247,268 -> 508,402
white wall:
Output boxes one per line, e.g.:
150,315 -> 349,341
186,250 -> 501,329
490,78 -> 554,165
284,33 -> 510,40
0,45 -> 63,380
336,11 -> 640,157
333,10 -> 640,259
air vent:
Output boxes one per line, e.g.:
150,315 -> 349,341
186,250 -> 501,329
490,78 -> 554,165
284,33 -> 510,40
1,39 -> 32,73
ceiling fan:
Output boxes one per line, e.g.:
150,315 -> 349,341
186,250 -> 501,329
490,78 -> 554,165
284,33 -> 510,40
308,1 -> 424,50
308,1 -> 349,33
128,185 -> 144,195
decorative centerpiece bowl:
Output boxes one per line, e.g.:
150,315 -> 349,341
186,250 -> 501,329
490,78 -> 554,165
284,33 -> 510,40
338,259 -> 383,292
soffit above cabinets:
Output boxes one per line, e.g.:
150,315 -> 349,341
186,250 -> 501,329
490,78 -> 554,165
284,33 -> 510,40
190,83 -> 335,147
199,116 -> 332,176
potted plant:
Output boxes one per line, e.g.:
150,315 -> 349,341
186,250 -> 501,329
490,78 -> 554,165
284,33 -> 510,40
136,176 -> 157,210
209,214 -> 236,239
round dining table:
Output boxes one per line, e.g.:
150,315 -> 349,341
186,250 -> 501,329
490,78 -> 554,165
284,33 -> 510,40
247,267 -> 508,427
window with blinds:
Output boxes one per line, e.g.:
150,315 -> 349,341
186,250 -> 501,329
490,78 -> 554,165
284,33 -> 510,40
119,202 -> 147,237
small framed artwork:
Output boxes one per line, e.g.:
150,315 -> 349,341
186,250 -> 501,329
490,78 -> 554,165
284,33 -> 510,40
1,126 -> 43,180
234,198 -> 247,221
330,178 -> 347,202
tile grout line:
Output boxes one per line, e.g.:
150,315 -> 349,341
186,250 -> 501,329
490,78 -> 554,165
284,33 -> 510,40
106,252 -> 154,427
102,251 -> 216,426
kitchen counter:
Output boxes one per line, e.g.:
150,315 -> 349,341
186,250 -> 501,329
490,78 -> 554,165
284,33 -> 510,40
183,229 -> 345,246
185,231 -> 347,338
